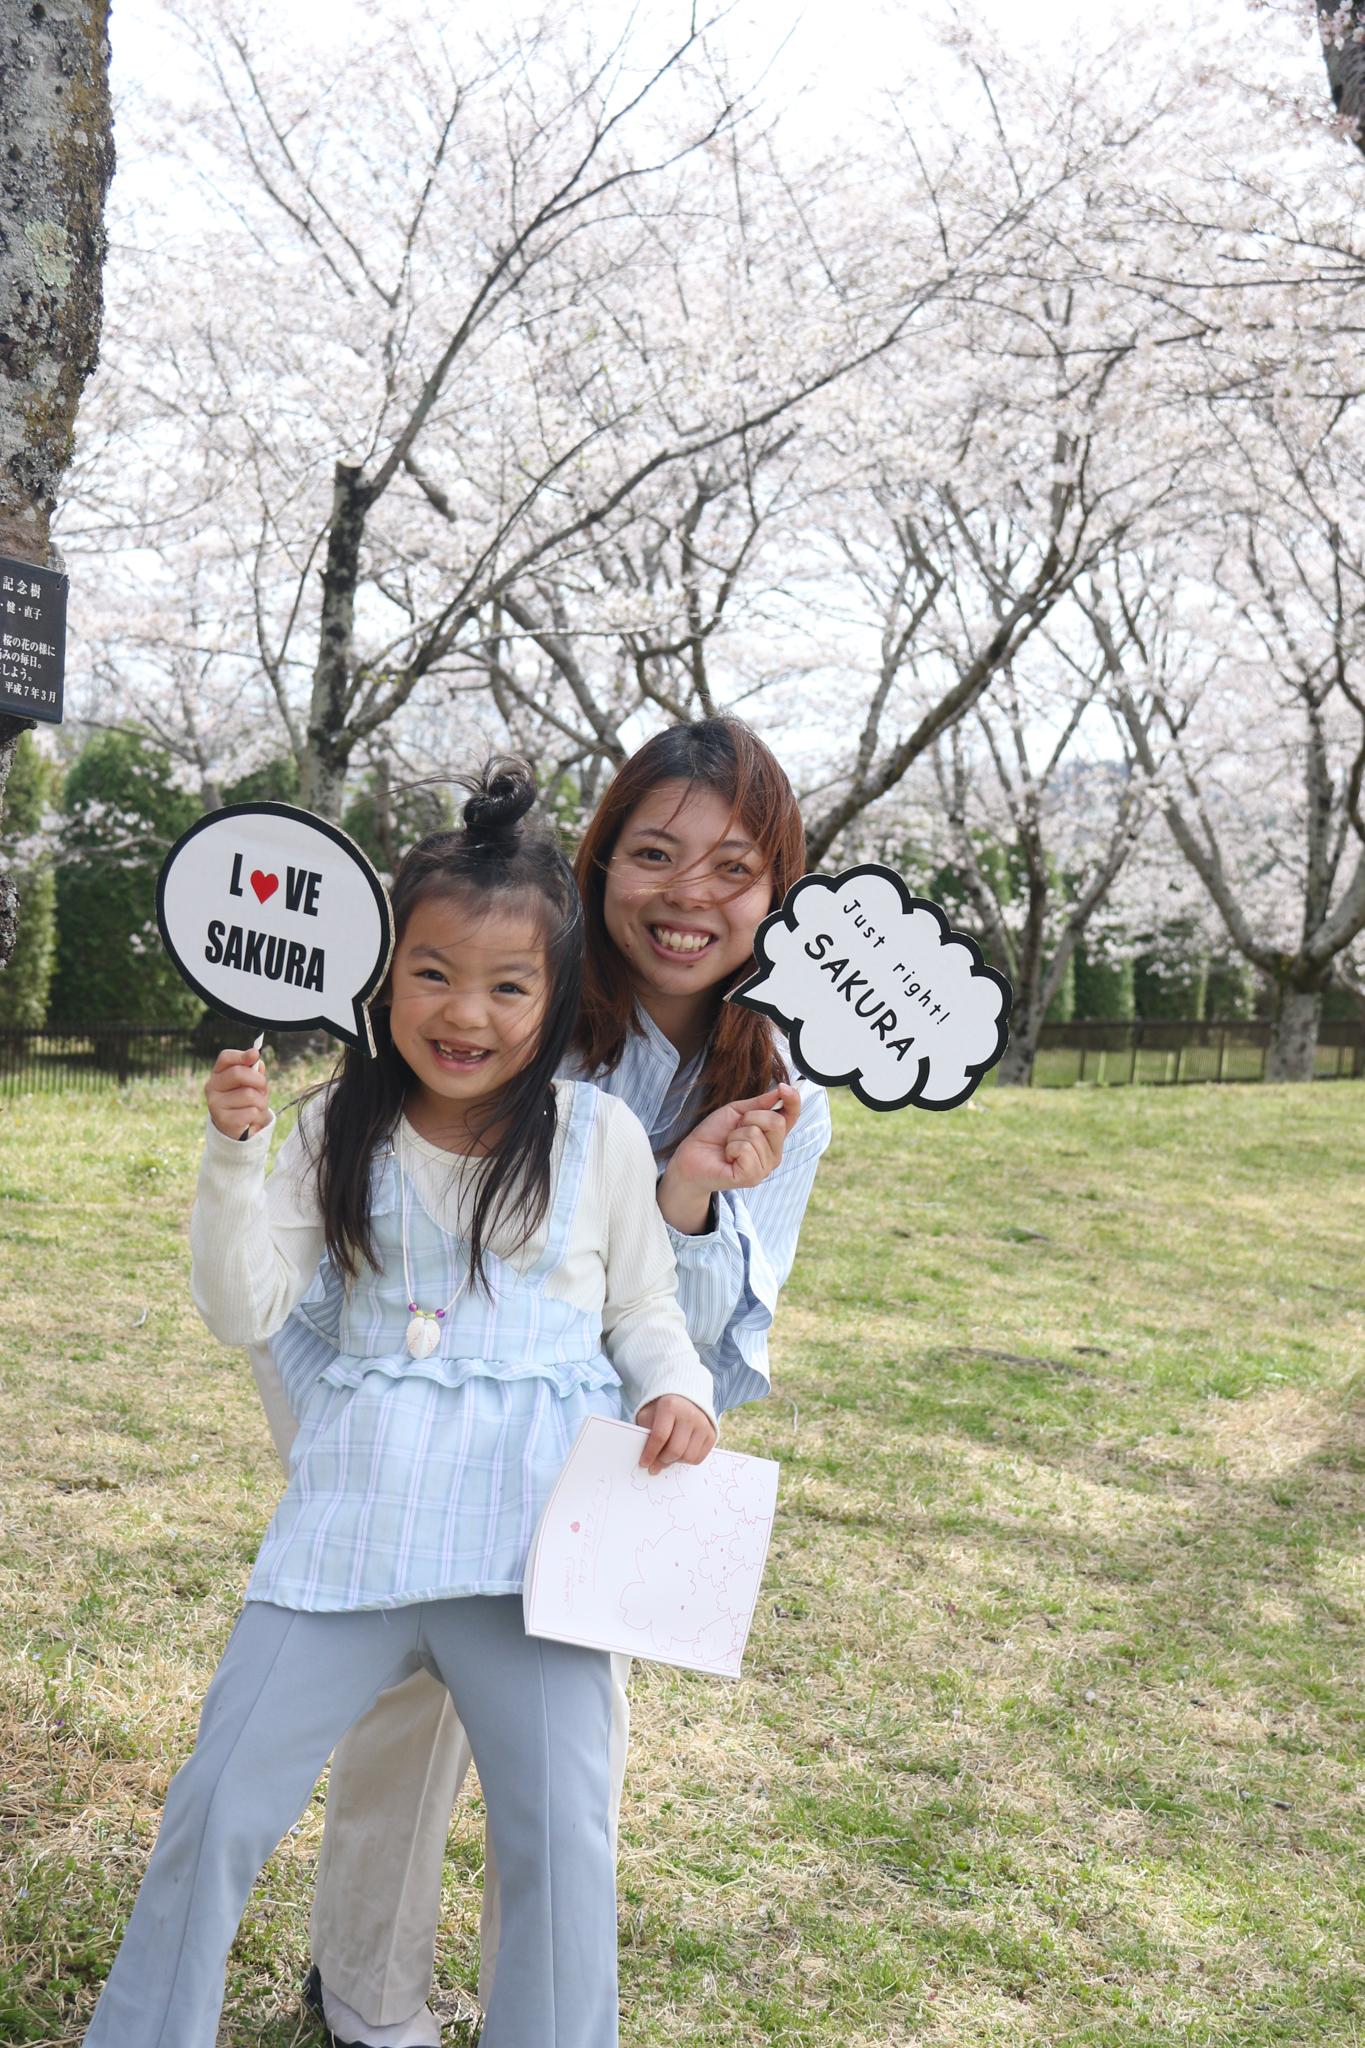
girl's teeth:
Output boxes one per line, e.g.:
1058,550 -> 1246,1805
652,927 -> 711,954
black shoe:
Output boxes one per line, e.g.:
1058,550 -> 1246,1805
302,1963 -> 376,2048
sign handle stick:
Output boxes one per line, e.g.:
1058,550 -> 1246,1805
239,1032 -> 265,1142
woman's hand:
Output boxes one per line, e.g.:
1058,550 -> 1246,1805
657,1084 -> 802,1234
635,1394 -> 717,1474
205,1045 -> 269,1140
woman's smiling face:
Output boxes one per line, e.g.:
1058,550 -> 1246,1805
603,780 -> 773,1007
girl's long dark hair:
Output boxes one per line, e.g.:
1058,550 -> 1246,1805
307,760 -> 583,1293
573,718 -> 805,1112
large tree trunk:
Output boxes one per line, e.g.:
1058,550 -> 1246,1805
1319,2 -> 1365,154
299,461 -> 370,818
0,740 -> 21,973
995,967 -> 1045,1087
994,1020 -> 1040,1087
991,875 -> 1049,1087
1266,983 -> 1324,1084
0,0 -> 114,966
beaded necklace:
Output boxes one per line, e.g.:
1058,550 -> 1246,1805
397,1126 -> 470,1358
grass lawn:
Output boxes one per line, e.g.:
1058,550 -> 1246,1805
0,1077 -> 1362,2047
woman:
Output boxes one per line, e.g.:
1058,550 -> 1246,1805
255,718 -> 832,2048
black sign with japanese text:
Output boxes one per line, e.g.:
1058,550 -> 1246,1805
0,555 -> 67,724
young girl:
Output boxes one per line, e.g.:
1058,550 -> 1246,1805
82,764 -> 717,2048
264,721 -> 832,2048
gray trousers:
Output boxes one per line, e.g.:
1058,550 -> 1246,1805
310,1653 -> 633,2020
252,1340 -> 630,2024
82,1597 -> 617,2048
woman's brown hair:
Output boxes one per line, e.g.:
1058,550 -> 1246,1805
573,718 -> 806,1112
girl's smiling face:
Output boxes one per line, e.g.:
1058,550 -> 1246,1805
603,781 -> 773,1013
386,890 -> 549,1139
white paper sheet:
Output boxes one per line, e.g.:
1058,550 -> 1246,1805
523,1417 -> 780,1678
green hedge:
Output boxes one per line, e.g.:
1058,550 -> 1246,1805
49,732 -> 202,1026
0,735 -> 59,1028
1073,946 -> 1136,1022
1204,960 -> 1258,1021
1134,952 -> 1208,1021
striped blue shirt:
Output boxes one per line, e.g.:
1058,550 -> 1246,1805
585,1010 -> 832,1412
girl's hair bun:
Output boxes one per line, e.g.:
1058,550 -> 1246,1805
463,758 -> 537,847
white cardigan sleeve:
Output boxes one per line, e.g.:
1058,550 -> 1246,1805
190,1106 -> 329,1346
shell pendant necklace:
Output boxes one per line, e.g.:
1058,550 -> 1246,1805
398,1126 -> 469,1359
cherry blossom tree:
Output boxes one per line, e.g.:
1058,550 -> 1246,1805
432,425 -> 815,818
823,562 -> 1191,1082
451,29 -> 1231,855
67,2 -> 1024,819
57,1 -> 1365,1075
754,33 -> 1223,865
1100,395 -> 1365,1079
929,646 -> 1158,1087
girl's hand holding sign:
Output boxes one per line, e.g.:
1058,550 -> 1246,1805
205,1044 -> 269,1140
658,1083 -> 802,1235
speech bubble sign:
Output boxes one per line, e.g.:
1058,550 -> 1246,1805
729,863 -> 1011,1111
156,802 -> 394,1053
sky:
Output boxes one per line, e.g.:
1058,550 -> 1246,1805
99,0 -> 1295,241
105,0 -> 1095,79
106,0 -> 1272,150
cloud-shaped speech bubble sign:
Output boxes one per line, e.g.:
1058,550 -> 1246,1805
156,802 -> 394,1054
729,863 -> 1011,1111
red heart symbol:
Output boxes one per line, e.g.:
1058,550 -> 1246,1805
250,870 -> 278,904
570,1521 -> 581,1533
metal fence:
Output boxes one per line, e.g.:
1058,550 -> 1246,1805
0,1017 -> 1362,1097
0,1024 -> 202,1096
1028,1018 -> 1365,1087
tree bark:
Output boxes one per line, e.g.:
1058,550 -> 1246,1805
1319,3 -> 1365,155
1266,983 -> 1324,1084
994,1021 -> 1039,1088
300,461 -> 371,817
995,923 -> 1047,1088
0,736 -> 22,971
0,0 -> 114,965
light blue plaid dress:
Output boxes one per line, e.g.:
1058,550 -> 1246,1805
249,1081 -> 622,1612
268,1015 -> 832,1423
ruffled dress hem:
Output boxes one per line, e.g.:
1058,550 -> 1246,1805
317,1351 -> 619,1397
